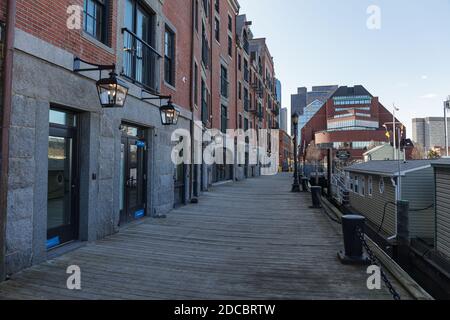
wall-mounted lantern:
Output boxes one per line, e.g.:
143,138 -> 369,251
73,57 -> 129,108
141,90 -> 180,126
96,72 -> 129,108
159,100 -> 179,125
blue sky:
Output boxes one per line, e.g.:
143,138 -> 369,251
239,0 -> 450,135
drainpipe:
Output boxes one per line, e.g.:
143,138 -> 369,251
0,0 -> 16,281
189,0 -> 195,199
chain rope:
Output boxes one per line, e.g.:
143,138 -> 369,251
356,226 -> 401,300
315,192 -> 401,300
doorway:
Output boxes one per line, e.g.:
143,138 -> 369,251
174,137 -> 185,207
47,109 -> 79,249
120,124 -> 147,225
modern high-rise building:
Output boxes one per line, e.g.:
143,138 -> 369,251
412,117 -> 450,153
290,85 -> 338,136
280,107 -> 288,132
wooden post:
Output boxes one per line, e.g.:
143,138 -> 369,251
327,149 -> 332,198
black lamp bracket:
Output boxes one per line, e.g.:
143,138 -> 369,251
73,57 -> 116,79
141,89 -> 172,108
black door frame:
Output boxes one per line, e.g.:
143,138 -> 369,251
47,120 -> 80,248
120,128 -> 147,225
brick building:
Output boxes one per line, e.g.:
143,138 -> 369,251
0,0 -> 280,278
279,129 -> 293,172
300,85 -> 405,162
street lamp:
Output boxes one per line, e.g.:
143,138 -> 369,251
292,113 -> 300,192
444,97 -> 450,157
96,72 -> 129,108
73,57 -> 129,109
141,90 -> 180,126
159,100 -> 180,126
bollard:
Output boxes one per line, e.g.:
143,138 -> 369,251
301,177 -> 309,192
338,215 -> 370,265
310,186 -> 322,208
396,200 -> 410,267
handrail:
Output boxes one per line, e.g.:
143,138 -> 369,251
121,28 -> 161,58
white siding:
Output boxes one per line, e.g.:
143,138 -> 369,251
401,168 -> 435,239
436,168 -> 450,260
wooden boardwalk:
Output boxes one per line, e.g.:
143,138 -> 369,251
0,173 -> 410,300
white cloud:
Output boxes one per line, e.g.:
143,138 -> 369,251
421,75 -> 428,80
420,93 -> 437,99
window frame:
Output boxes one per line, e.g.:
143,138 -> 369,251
379,178 -> 385,194
368,176 -> 373,196
83,0 -> 108,45
228,35 -> 233,57
214,17 -> 220,42
164,26 -> 176,87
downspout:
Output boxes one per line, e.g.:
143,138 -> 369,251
0,0 -> 16,281
189,0 -> 195,199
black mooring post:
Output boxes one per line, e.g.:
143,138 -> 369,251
396,200 -> 410,267
338,215 -> 370,265
310,186 -> 322,208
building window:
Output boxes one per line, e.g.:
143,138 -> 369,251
221,105 -> 228,133
379,178 -> 385,194
215,0 -> 219,12
220,65 -> 228,98
214,17 -> 220,42
239,114 -> 242,129
238,54 -> 241,71
360,177 -> 365,196
244,88 -> 249,111
123,0 -> 158,91
368,176 -> 373,196
194,0 -> 199,32
354,176 -> 359,194
84,0 -> 108,44
228,15 -> 232,31
238,82 -> 242,100
194,62 -> 199,106
228,36 -> 233,57
243,59 -> 249,82
202,0 -> 209,17
201,22 -> 209,68
201,79 -> 209,124
164,27 -> 175,86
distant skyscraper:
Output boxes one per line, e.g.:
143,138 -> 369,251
275,79 -> 282,106
280,108 -> 288,132
413,117 -> 450,152
290,85 -> 338,136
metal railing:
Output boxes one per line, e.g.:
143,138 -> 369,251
122,28 -> 161,93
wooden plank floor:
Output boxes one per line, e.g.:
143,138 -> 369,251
0,173 -> 410,300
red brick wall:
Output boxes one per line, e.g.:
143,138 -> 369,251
279,129 -> 292,169
15,0 -> 116,65
210,0 -> 238,131
161,0 -> 192,112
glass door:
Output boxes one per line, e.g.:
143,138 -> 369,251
47,109 -> 79,249
120,125 -> 147,225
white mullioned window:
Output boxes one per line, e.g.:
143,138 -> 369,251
360,177 -> 365,196
368,176 -> 373,196
379,178 -> 385,194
